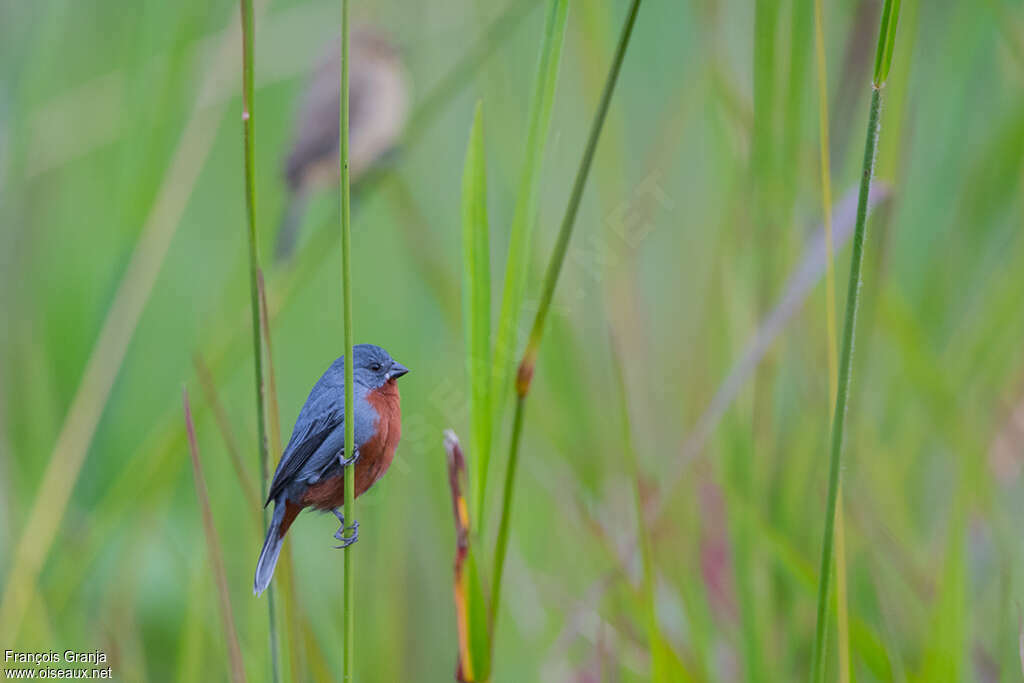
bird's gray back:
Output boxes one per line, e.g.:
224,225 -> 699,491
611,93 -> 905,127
268,359 -> 377,502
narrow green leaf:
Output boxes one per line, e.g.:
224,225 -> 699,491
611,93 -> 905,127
872,0 -> 903,86
487,0 -> 569,523
464,548 -> 492,681
461,102 -> 492,525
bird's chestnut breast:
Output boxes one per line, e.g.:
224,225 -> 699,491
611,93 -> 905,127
299,379 -> 402,512
361,379 -> 402,480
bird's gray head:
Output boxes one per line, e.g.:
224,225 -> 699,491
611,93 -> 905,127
343,343 -> 409,390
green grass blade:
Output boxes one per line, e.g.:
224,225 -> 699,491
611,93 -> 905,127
461,102 -> 493,529
810,85 -> 883,683
872,0 -> 903,86
490,0 -> 642,646
520,0 -> 641,368
486,0 -> 568,525
811,0 -> 903,672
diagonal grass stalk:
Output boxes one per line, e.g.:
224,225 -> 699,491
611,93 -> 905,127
490,0 -> 642,637
193,354 -> 260,512
182,389 -> 247,683
239,0 -> 280,680
810,1 -> 902,680
338,0 -> 357,679
487,0 -> 568,527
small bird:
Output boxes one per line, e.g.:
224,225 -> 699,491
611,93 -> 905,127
276,29 -> 410,261
254,344 -> 409,596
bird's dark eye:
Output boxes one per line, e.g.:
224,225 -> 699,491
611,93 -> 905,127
370,363 -> 382,372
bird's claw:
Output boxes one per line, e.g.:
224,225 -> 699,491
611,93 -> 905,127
334,520 -> 359,548
339,449 -> 360,468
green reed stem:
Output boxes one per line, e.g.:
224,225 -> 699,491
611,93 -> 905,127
810,90 -> 879,683
489,0 -> 642,636
810,0 -> 897,666
239,1 -> 279,680
489,392 -> 524,630
339,0 -> 356,680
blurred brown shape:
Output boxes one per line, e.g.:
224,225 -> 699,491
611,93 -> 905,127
277,28 -> 410,260
445,429 -> 478,682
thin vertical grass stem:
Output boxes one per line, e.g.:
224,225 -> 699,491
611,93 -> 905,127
239,0 -> 280,679
810,85 -> 883,683
338,0 -> 357,679
489,395 -> 525,629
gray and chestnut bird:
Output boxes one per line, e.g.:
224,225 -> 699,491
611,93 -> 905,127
254,344 -> 409,596
276,29 -> 410,260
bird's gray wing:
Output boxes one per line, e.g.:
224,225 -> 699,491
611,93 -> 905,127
266,407 -> 343,504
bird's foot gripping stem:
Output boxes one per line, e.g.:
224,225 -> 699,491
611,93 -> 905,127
332,508 -> 359,548
339,449 -> 360,468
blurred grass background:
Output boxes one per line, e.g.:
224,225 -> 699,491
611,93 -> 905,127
2,0 -> 1024,681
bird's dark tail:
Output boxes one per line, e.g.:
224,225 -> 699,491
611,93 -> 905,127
274,191 -> 309,263
254,501 -> 288,596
